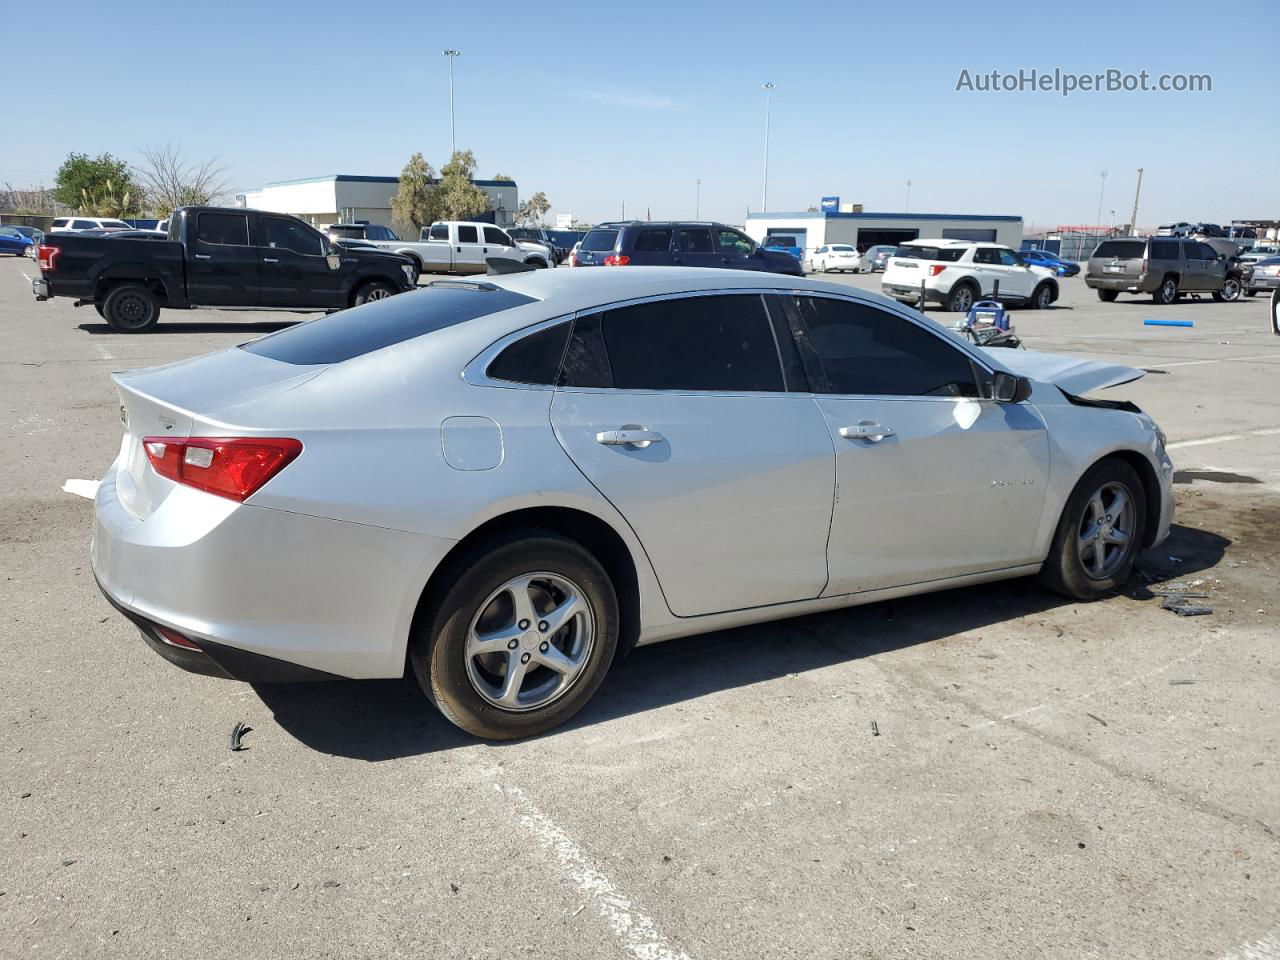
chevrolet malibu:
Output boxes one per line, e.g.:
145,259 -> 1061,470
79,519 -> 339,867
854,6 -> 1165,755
93,268 -> 1174,739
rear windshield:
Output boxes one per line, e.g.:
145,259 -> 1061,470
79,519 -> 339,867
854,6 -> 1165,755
240,285 -> 537,365
581,229 -> 619,252
1093,240 -> 1145,259
893,245 -> 964,262
830,245 -> 855,251
328,225 -> 364,238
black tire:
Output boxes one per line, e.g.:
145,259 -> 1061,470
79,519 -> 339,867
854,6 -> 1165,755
1153,276 -> 1179,305
527,258 -> 548,269
1030,282 -> 1054,309
1038,458 -> 1147,600
1245,288 -> 1256,297
352,279 -> 397,306
1097,289 -> 1119,302
409,532 -> 619,740
102,284 -> 160,333
94,302 -> 107,319
1212,277 -> 1241,303
945,282 -> 977,313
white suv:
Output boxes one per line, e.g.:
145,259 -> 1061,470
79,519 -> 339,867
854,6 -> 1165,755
49,216 -> 134,233
881,239 -> 1059,312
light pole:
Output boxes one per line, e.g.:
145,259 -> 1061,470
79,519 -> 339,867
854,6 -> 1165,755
905,179 -> 912,212
761,82 -> 775,212
442,49 -> 460,157
1095,170 -> 1107,230
696,178 -> 701,219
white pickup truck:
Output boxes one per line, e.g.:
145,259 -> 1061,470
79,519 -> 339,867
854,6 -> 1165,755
364,221 -> 551,277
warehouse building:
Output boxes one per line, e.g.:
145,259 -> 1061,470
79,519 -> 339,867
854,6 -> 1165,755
743,210 -> 1024,258
236,175 -> 519,230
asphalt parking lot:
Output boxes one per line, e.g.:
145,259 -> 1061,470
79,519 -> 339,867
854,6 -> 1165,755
2,258 -> 1277,960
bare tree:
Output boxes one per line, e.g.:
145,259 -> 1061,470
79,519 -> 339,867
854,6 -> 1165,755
0,183 -> 55,215
134,144 -> 230,216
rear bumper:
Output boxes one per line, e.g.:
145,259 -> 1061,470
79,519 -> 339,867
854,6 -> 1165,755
1249,275 -> 1279,291
882,281 -> 945,304
1085,274 -> 1153,293
91,459 -> 454,681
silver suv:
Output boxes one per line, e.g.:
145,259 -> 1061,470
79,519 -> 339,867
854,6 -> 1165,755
1086,236 -> 1245,304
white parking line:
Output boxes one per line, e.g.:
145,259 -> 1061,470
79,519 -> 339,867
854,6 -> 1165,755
1156,353 -> 1280,368
496,780 -> 693,960
1217,933 -> 1280,960
95,344 -> 115,361
1167,426 -> 1280,450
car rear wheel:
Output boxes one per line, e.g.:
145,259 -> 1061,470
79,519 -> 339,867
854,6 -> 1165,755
1153,277 -> 1179,305
945,282 -> 976,312
1031,283 -> 1054,309
1038,458 -> 1146,600
353,280 -> 397,305
410,532 -> 619,740
1097,289 -> 1119,302
102,284 -> 160,333
1213,278 -> 1241,302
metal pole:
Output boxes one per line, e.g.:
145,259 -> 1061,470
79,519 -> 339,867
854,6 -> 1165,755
1129,167 -> 1144,235
905,179 -> 912,213
696,178 -> 701,219
442,49 -> 460,157
1095,170 -> 1107,231
761,83 -> 775,212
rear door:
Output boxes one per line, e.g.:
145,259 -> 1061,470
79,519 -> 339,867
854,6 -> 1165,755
996,247 -> 1037,297
627,226 -> 674,266
671,227 -> 718,269
259,215 -> 339,307
549,292 -> 834,616
785,294 -> 1049,593
970,247 -> 1010,298
453,224 -> 486,273
186,210 -> 259,306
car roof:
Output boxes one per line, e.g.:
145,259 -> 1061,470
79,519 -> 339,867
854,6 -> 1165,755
900,238 -> 1004,248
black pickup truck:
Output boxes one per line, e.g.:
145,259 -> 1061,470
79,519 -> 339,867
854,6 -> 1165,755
32,206 -> 417,332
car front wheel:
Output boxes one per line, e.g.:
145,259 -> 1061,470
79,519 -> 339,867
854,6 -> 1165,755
1031,282 -> 1054,309
1213,278 -> 1241,302
411,532 -> 619,739
1038,459 -> 1146,600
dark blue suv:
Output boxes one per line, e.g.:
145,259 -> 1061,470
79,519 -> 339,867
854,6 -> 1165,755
574,221 -> 803,276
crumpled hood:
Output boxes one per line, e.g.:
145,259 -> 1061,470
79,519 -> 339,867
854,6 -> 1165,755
979,348 -> 1145,394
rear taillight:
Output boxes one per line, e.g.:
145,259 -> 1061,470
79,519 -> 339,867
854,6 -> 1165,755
37,244 -> 60,271
143,436 -> 302,502
1140,258 -> 1148,275
603,255 -> 630,266
928,264 -> 947,277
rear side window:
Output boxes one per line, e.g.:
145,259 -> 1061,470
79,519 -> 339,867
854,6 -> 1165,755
632,229 -> 672,252
487,323 -> 570,384
196,212 -> 250,246
794,297 -> 979,398
457,225 -> 479,243
894,245 -> 964,262
241,286 -> 537,365
1094,240 -> 1145,259
677,228 -> 713,253
72,220 -> 96,230
581,229 -> 619,252
575,295 -> 783,393
1149,239 -> 1180,260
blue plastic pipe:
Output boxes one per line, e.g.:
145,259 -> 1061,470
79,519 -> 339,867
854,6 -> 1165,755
1143,319 -> 1194,327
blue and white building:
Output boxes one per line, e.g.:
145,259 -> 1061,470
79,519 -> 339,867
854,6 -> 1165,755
743,210 -> 1024,258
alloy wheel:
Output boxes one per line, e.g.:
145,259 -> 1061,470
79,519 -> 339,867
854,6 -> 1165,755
366,287 -> 392,301
952,287 -> 973,312
1077,481 -> 1136,579
1221,278 -> 1240,302
464,572 -> 595,712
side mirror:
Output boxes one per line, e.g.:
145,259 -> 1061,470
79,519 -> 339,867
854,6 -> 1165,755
992,371 -> 1030,403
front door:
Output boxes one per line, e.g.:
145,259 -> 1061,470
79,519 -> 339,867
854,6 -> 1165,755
258,215 -> 339,308
785,294 -> 1050,594
670,227 -> 718,269
549,293 -> 834,617
186,210 -> 259,306
996,247 -> 1037,298
714,226 -> 758,270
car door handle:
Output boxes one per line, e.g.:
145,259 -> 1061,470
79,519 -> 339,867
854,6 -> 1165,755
839,422 -> 894,442
262,257 -> 279,263
596,429 -> 665,448
193,253 -> 211,260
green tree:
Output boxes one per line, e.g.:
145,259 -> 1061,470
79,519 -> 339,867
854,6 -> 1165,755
516,191 -> 551,226
54,152 -> 140,214
437,150 -> 489,221
491,173 -> 514,182
390,153 -> 440,236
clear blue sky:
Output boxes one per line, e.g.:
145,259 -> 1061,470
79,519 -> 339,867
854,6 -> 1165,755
8,0 -> 1276,230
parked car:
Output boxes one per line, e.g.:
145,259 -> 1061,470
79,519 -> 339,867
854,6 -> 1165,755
1238,242 -> 1280,266
90,267 -> 1173,739
74,228 -> 169,239
360,221 -> 550,275
508,226 -> 564,264
762,234 -> 804,262
325,223 -> 402,243
9,224 -> 45,245
1192,223 -> 1224,238
1085,236 -> 1246,304
1156,222 -> 1193,237
566,241 -> 581,267
808,244 -> 864,273
573,221 -> 803,276
49,216 -> 133,233
1020,249 -> 1081,277
32,206 -> 416,332
0,225 -> 36,257
865,244 -> 899,272
1246,256 -> 1280,297
882,239 -> 1059,312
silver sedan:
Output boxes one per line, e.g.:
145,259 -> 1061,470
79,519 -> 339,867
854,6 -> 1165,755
93,267 -> 1174,739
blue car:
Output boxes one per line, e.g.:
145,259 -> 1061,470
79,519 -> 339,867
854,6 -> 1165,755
574,221 -> 804,276
1021,248 -> 1080,277
0,225 -> 38,257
